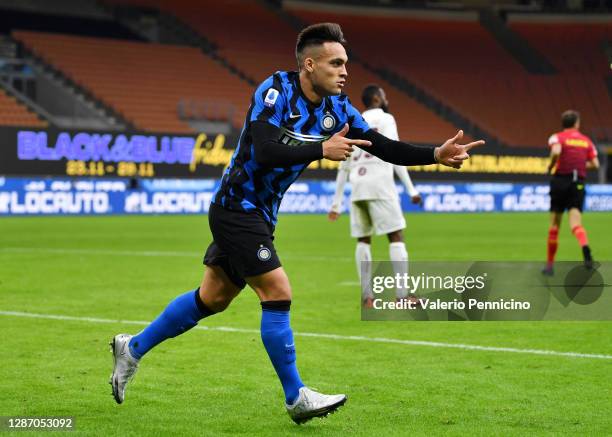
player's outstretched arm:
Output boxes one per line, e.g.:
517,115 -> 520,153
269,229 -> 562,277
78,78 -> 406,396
348,127 -> 484,168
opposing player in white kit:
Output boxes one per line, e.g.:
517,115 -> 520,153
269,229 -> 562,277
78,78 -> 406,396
328,85 -> 421,306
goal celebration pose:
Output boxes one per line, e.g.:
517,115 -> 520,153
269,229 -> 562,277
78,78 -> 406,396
110,23 -> 483,424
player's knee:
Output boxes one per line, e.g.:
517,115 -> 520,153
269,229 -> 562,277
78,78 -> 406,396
247,268 -> 292,301
202,292 -> 234,313
567,210 -> 582,227
256,280 -> 292,301
254,284 -> 292,301
387,230 -> 404,242
198,286 -> 237,313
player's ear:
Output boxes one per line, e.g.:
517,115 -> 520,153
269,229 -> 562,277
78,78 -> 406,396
304,57 -> 315,73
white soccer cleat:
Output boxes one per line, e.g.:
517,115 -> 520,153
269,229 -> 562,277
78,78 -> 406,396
286,387 -> 347,424
109,333 -> 139,404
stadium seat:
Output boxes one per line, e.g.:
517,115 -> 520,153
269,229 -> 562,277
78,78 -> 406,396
13,30 -> 253,133
290,6 -> 612,146
104,0 -> 464,144
509,19 -> 612,143
0,87 -> 47,127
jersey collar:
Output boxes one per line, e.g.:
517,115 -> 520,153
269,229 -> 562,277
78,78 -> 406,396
294,72 -> 326,110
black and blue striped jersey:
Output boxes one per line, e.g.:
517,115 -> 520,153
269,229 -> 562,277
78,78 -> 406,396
213,70 -> 371,225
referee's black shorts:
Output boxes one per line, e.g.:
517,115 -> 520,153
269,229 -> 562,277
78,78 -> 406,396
203,202 -> 281,289
549,174 -> 586,213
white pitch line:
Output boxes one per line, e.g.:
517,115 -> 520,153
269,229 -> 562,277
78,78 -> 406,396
0,247 -> 351,262
0,247 -> 197,258
1,310 -> 610,360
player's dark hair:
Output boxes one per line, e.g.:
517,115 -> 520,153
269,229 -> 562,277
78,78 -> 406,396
295,23 -> 346,68
561,110 -> 580,128
362,84 -> 382,108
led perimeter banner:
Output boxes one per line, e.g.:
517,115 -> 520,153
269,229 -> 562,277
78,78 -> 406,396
1,178 -> 611,216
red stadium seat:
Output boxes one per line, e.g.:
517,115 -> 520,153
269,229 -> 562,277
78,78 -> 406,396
290,6 -> 611,146
13,30 -> 253,133
104,0 -> 464,144
510,20 -> 612,142
0,88 -> 47,128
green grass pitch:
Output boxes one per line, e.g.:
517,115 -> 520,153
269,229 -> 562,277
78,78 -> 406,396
1,212 -> 611,436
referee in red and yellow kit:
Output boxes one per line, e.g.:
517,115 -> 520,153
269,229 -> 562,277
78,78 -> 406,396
543,110 -> 599,275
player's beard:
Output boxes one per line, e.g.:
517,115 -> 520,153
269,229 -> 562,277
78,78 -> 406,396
381,103 -> 390,113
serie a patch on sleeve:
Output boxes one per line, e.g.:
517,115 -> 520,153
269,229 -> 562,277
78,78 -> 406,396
264,88 -> 280,107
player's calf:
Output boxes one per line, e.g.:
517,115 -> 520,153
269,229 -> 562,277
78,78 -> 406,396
543,225 -> 559,275
571,224 -> 594,269
127,289 -> 217,360
260,300 -> 304,405
109,288 -> 219,404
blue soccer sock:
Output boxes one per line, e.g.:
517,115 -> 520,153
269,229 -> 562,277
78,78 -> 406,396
128,289 -> 215,359
260,301 -> 304,405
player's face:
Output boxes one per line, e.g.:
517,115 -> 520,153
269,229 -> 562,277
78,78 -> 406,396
379,89 -> 390,112
309,42 -> 348,96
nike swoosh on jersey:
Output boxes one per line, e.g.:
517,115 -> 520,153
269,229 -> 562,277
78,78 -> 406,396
289,113 -> 301,119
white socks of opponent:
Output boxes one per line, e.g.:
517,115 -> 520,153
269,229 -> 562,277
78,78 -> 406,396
356,241 -> 409,300
355,242 -> 372,301
389,242 -> 409,299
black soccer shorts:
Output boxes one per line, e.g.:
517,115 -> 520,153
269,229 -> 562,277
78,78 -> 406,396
549,175 -> 586,213
203,202 -> 281,289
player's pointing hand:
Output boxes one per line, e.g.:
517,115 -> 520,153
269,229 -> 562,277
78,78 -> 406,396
323,124 -> 372,161
434,130 -> 485,169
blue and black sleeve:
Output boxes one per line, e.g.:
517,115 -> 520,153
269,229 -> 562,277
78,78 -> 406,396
251,122 -> 323,167
248,74 -> 323,167
345,99 -> 436,166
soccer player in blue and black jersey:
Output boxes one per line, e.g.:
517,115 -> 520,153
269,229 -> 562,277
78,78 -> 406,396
110,23 -> 483,424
